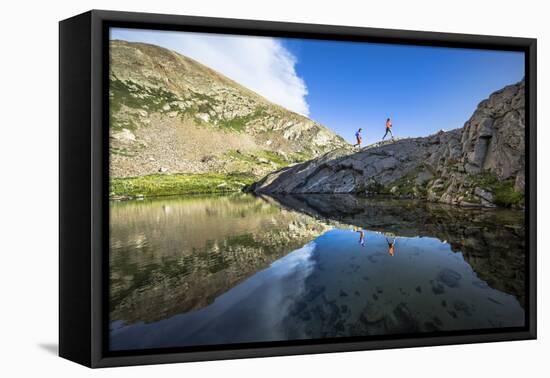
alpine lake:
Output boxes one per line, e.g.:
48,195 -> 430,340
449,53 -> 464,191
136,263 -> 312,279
109,193 -> 525,351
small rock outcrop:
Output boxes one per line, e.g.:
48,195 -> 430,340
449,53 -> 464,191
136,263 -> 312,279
253,80 -> 525,208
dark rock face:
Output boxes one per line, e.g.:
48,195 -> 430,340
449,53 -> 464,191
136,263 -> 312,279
252,80 -> 525,208
461,81 -> 525,181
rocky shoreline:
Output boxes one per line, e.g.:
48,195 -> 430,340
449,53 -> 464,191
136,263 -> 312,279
251,80 -> 525,208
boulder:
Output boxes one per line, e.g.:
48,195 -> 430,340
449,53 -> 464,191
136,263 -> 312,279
111,128 -> 136,143
474,187 -> 494,203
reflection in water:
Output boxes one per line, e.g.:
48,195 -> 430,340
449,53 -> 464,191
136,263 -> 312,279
110,194 -> 331,324
386,237 -> 396,256
271,194 -> 526,305
110,193 -> 525,351
356,230 -> 365,247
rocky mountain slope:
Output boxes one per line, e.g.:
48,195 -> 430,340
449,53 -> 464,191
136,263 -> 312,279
109,40 -> 349,180
252,80 -> 525,208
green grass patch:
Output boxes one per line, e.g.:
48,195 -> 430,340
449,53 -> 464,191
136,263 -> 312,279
226,149 -> 293,168
354,180 -> 391,195
385,168 -> 429,198
255,150 -> 288,166
471,171 -> 524,207
110,76 -> 274,135
226,150 -> 258,164
217,116 -> 250,132
429,177 -> 449,194
110,172 -> 256,199
387,176 -> 416,197
494,187 -> 524,207
289,151 -> 313,163
110,76 -> 181,113
109,76 -> 212,131
217,107 -> 267,132
192,91 -> 219,115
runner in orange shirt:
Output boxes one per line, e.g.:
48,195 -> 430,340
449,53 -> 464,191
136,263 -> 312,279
386,237 -> 396,256
382,117 -> 394,140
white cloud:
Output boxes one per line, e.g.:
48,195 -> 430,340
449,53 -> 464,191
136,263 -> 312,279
111,28 -> 310,116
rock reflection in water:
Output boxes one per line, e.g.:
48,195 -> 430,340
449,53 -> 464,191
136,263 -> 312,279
110,194 -> 331,324
280,229 -> 523,340
110,193 -> 525,351
270,194 -> 526,306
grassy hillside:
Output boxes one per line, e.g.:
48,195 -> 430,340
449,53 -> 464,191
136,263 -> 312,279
109,40 -> 350,198
110,173 -> 256,200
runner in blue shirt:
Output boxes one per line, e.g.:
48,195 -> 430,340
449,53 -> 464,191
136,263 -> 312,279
354,128 -> 363,148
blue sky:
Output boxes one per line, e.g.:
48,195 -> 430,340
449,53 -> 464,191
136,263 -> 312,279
282,39 -> 524,144
111,28 -> 524,145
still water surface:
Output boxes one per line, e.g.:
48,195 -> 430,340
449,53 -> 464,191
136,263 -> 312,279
110,193 -> 525,351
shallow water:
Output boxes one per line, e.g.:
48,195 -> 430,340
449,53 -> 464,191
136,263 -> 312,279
109,193 -> 525,351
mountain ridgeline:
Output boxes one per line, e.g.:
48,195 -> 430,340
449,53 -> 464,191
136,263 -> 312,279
109,40 -> 349,194
253,80 -> 526,208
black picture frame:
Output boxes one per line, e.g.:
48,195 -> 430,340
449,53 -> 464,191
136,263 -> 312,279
59,9 -> 537,368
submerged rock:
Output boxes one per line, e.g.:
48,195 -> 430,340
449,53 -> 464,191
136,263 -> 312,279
437,268 -> 462,288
